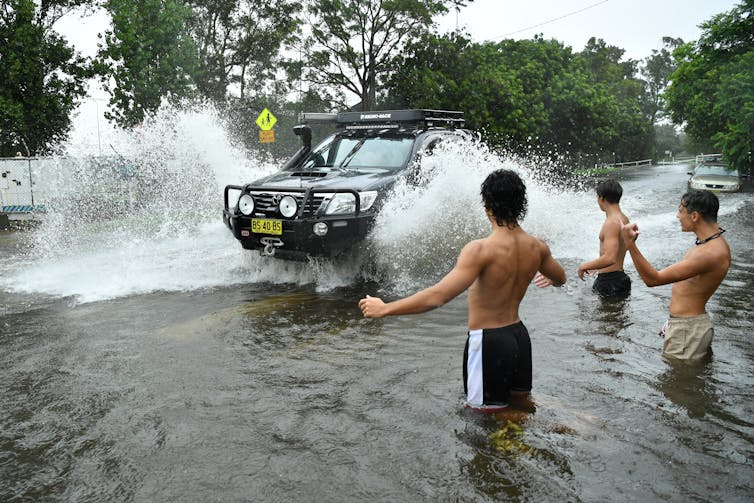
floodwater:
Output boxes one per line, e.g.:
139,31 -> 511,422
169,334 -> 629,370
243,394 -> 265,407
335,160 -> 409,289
1,112 -> 752,501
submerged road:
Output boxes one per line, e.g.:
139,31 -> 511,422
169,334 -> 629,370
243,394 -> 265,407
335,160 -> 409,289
1,162 -> 752,501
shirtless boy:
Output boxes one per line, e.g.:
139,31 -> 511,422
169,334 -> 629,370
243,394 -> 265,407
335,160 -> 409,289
621,190 -> 731,361
578,179 -> 631,298
359,169 -> 566,408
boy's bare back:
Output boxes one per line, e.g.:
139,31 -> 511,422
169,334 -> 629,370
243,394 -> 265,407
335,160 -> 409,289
358,168 -> 565,328
468,226 -> 561,329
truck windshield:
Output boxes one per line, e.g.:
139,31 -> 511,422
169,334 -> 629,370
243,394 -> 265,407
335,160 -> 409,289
300,134 -> 414,171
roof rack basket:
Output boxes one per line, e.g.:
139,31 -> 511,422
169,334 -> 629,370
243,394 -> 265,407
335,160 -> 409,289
297,109 -> 463,129
336,109 -> 464,129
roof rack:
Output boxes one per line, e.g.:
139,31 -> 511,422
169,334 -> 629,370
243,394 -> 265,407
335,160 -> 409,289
336,109 -> 464,130
298,109 -> 465,130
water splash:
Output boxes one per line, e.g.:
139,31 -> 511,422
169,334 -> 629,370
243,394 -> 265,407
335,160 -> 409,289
368,139 -> 597,293
2,103 -> 683,302
3,104 -> 279,302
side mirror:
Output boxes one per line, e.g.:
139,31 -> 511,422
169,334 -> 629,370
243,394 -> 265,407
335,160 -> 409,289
293,125 -> 312,151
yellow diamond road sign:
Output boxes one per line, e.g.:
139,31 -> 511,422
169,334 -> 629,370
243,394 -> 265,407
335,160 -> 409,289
256,108 -> 277,131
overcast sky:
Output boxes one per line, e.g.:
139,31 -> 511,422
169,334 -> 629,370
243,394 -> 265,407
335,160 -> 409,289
437,0 -> 741,61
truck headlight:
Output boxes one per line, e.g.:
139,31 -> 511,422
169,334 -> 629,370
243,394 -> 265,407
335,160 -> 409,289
238,194 -> 255,215
359,191 -> 378,211
279,195 -> 298,218
324,191 -> 377,215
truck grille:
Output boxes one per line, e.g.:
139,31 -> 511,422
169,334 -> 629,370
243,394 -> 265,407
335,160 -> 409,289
250,191 -> 326,218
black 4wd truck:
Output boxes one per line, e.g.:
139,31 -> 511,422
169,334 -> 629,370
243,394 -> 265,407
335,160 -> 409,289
223,109 -> 470,260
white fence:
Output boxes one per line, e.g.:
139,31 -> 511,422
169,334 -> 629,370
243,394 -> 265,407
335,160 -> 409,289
0,157 -> 58,213
656,154 -> 724,166
594,158 -> 654,169
611,158 -> 653,168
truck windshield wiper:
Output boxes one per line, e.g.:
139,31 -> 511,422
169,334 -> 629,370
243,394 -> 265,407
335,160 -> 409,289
340,139 -> 366,169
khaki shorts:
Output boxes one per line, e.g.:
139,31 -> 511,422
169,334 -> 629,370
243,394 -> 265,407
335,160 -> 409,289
660,313 -> 714,361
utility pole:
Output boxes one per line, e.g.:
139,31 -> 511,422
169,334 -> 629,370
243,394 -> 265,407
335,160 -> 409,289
20,138 -> 34,207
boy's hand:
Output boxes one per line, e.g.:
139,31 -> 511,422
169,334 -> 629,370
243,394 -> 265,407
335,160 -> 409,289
359,295 -> 386,318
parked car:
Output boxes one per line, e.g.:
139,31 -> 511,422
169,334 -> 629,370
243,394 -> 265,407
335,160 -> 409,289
688,164 -> 741,193
223,109 -> 471,260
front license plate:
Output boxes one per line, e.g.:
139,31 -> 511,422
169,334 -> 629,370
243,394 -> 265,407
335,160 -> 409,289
251,218 -> 282,235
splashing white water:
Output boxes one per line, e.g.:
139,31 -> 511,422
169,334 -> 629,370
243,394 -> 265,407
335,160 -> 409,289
2,103 -> 719,303
369,139 -> 597,291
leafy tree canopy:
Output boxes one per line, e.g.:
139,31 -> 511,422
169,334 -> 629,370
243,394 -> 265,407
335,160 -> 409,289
0,0 -> 90,156
305,0 -> 471,111
640,36 -> 683,124
186,0 -> 302,103
665,0 -> 754,171
96,0 -> 200,128
383,32 -> 654,165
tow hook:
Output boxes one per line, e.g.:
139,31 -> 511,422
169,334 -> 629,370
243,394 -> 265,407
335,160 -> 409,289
260,237 -> 284,256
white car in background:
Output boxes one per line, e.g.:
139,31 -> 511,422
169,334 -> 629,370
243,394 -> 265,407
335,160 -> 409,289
688,164 -> 741,193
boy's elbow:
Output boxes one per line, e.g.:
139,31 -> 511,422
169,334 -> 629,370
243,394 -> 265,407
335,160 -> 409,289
641,275 -> 663,287
555,267 -> 568,286
551,271 -> 567,287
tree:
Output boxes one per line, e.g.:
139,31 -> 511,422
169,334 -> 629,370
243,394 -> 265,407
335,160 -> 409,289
665,0 -> 754,173
383,33 -> 532,143
579,37 -> 636,85
305,0 -> 470,111
575,37 -> 653,161
640,36 -> 683,124
712,50 -> 754,172
96,0 -> 199,128
653,123 -> 685,159
186,0 -> 301,103
383,32 -> 649,166
0,0 -> 90,156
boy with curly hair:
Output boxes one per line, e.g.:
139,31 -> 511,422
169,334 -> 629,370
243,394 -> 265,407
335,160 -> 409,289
359,169 -> 566,409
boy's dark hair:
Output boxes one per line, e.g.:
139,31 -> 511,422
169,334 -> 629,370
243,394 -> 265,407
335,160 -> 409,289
596,179 -> 623,204
481,169 -> 527,227
680,190 -> 719,222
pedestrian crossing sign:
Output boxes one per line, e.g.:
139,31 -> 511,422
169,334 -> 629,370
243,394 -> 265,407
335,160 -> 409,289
256,108 -> 277,131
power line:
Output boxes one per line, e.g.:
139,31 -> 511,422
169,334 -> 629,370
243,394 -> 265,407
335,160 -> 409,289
486,0 -> 610,41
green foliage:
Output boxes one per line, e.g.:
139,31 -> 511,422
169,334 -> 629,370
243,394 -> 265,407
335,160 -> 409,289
306,0 -> 467,111
383,32 -> 654,166
665,0 -> 754,172
97,0 -> 200,128
712,50 -> 754,171
0,0 -> 90,156
186,0 -> 302,103
7,0 -> 733,170
579,37 -> 637,84
653,123 -> 685,159
575,38 -> 653,162
640,37 -> 684,124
